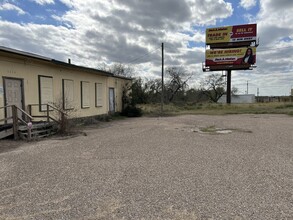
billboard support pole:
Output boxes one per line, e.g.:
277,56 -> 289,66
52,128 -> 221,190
227,70 -> 231,104
161,42 -> 164,114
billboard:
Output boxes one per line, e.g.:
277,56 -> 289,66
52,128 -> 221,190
205,47 -> 256,66
206,24 -> 257,44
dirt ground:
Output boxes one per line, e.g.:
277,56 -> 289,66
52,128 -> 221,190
0,114 -> 293,219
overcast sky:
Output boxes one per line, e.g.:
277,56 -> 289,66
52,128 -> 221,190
0,0 -> 292,96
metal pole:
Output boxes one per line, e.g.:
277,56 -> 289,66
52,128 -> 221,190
226,70 -> 231,104
161,42 -> 164,114
247,81 -> 249,94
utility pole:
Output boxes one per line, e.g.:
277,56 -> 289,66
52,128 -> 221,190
257,88 -> 259,96
161,42 -> 164,114
226,70 -> 231,104
247,81 -> 249,94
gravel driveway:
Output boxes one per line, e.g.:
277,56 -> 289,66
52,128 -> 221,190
0,114 -> 293,219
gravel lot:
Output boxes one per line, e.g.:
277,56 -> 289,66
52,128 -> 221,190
0,114 -> 293,220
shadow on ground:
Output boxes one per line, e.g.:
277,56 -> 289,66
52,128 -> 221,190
0,139 -> 25,154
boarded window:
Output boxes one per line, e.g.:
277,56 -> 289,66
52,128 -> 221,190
95,83 -> 103,107
38,76 -> 53,111
81,81 -> 90,108
62,79 -> 74,110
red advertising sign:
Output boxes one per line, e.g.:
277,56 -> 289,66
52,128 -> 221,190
206,24 -> 257,44
205,47 -> 256,66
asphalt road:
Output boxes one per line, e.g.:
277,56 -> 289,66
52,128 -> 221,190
0,114 -> 293,219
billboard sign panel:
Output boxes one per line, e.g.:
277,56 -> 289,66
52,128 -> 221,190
205,47 -> 256,66
206,24 -> 257,44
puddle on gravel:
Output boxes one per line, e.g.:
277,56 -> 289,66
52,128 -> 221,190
170,125 -> 252,135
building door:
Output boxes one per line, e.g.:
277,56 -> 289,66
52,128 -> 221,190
109,88 -> 115,113
3,77 -> 24,121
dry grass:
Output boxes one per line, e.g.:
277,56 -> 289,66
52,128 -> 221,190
139,102 -> 293,116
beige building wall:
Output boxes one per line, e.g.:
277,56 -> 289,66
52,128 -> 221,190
107,77 -> 131,112
0,51 -> 131,123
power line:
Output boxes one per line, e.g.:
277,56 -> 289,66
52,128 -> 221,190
164,44 -> 181,52
124,46 -> 161,64
163,44 -> 190,67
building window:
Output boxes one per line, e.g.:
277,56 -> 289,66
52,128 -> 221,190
38,75 -> 53,111
62,79 -> 74,110
95,83 -> 103,107
81,81 -> 90,108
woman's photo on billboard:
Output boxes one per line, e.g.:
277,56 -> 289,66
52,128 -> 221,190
242,48 -> 254,64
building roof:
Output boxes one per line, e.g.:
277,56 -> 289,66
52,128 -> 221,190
0,46 -> 131,80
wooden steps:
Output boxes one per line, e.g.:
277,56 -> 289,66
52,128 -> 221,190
0,104 -> 65,140
0,122 -> 59,140
18,122 -> 58,140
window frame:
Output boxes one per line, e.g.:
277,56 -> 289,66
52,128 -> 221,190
38,75 -> 53,112
80,81 -> 90,109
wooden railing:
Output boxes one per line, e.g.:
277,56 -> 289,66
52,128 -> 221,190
28,104 -> 66,125
0,105 -> 33,140
1,104 -> 66,140
0,105 -> 12,124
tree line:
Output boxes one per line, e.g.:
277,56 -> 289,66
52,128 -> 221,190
103,63 -> 238,106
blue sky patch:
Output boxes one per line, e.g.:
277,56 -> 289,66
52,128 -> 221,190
0,0 -> 69,26
280,37 -> 292,42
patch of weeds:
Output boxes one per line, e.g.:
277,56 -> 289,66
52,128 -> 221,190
183,105 -> 195,110
255,111 -> 269,114
284,104 -> 293,108
206,104 -> 218,109
199,126 -> 253,134
275,104 -> 293,109
275,105 -> 285,109
200,125 -> 217,133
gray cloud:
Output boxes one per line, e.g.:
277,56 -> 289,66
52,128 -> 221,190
258,24 -> 292,46
118,0 -> 191,27
262,0 -> 293,11
0,0 -> 233,68
1,0 -> 292,95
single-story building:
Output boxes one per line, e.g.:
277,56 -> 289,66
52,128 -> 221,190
0,46 -> 132,124
218,94 -> 256,104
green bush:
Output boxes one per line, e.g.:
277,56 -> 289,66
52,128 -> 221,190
121,106 -> 142,117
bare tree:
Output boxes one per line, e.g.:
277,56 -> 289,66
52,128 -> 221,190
231,86 -> 239,95
165,66 -> 192,102
146,78 -> 162,103
102,63 -> 134,77
51,95 -> 77,134
200,73 -> 226,102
